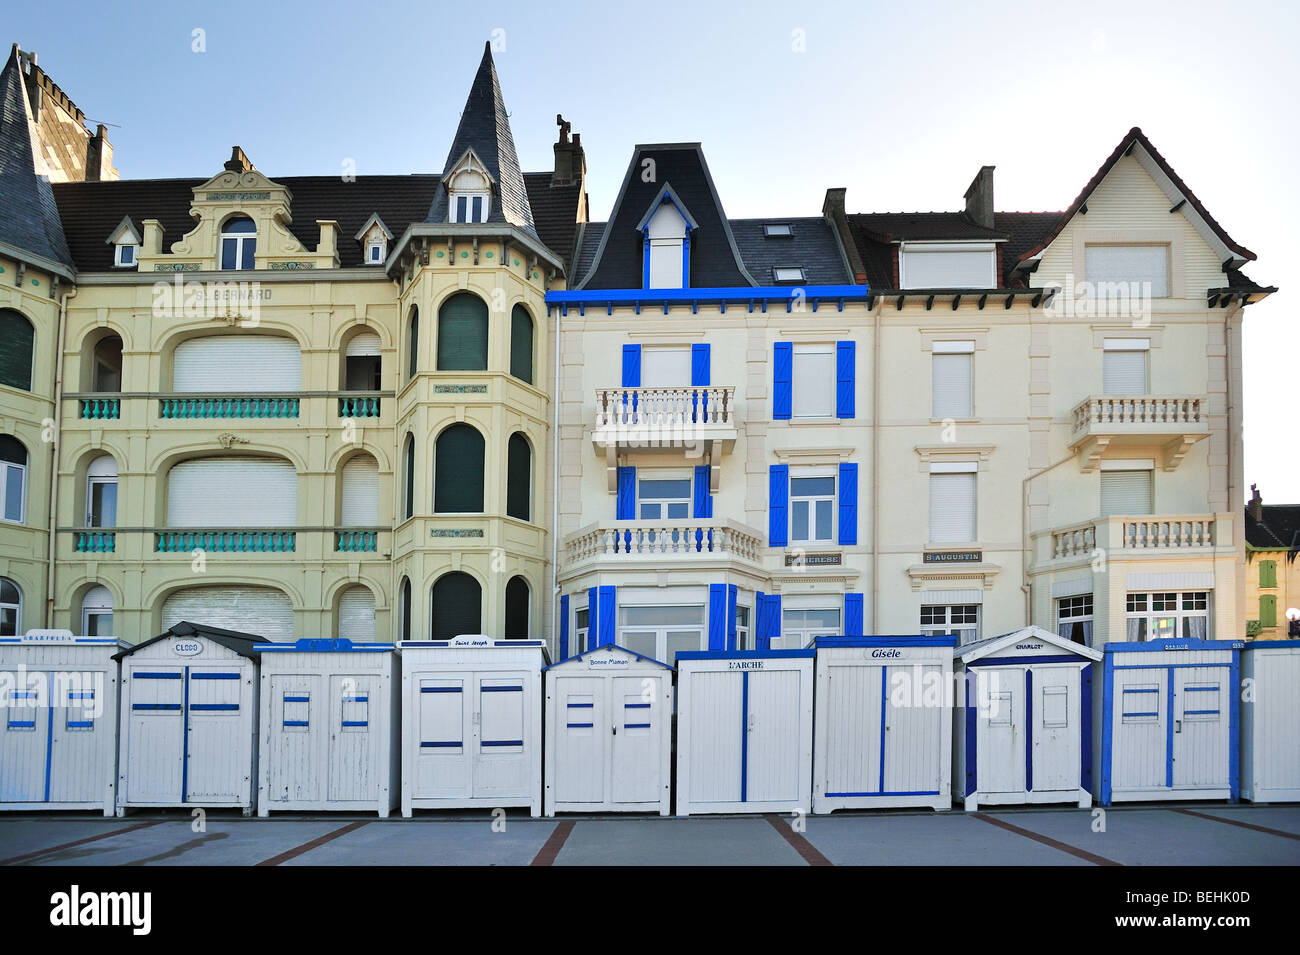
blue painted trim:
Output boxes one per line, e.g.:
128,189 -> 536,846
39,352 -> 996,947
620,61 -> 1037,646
342,695 -> 368,703
190,672 -> 240,680
284,695 -> 310,703
182,666 -> 190,802
541,642 -> 674,672
1122,687 -> 1159,694
567,702 -> 593,708
67,691 -> 95,699
814,635 -> 957,648
559,594 -> 570,662
283,720 -> 309,727
1242,640 -> 1300,648
399,640 -> 545,648
625,723 -> 651,730
566,723 -> 594,729
1081,664 -> 1092,795
727,584 -> 738,651
768,464 -> 789,546
546,285 -> 870,310
1229,647 -> 1240,802
1101,652 -> 1114,805
708,583 -> 727,651
482,740 -> 523,747
1103,638 -> 1245,652
838,462 -> 858,546
624,702 -> 651,709
1125,711 -> 1159,718
587,586 -> 598,651
1165,668 -> 1175,789
1025,669 -> 1033,793
772,342 -> 792,421
481,685 -> 522,693
836,340 -> 856,419
599,585 -> 616,649
1184,709 -> 1221,715
844,593 -> 864,638
421,686 -> 461,693
621,344 -> 641,388
134,672 -> 182,679
741,670 -> 749,803
421,741 -> 462,748
878,666 -> 888,794
42,675 -> 52,802
1184,685 -> 1220,692
341,721 -> 368,727
826,791 -> 941,798
965,674 -> 977,797
131,703 -> 181,711
66,721 -> 93,729
8,720 -> 36,728
966,654 -> 1087,668
675,649 -> 816,660
1115,663 -> 1230,670
191,703 -> 238,711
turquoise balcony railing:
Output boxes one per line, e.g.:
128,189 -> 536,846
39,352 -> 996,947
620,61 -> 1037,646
155,529 -> 297,553
73,531 -> 116,552
159,396 -> 300,419
335,530 -> 379,552
79,398 -> 120,419
338,395 -> 381,418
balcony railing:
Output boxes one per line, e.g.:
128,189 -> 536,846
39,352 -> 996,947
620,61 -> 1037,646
334,529 -> 380,552
1071,395 -> 1204,436
73,531 -> 115,553
159,395 -> 301,419
564,519 -> 764,565
595,386 -> 735,429
338,394 -> 381,418
78,398 -> 120,419
1047,514 -> 1227,560
156,529 -> 297,553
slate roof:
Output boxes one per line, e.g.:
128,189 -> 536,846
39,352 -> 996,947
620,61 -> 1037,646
426,43 -> 536,237
0,45 -> 73,270
51,172 -> 582,272
1245,505 -> 1300,551
729,217 -> 850,286
577,143 -> 756,290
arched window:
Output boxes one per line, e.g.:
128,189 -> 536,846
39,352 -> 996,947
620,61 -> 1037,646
506,433 -> 531,522
340,453 -> 379,526
338,585 -> 376,642
407,307 -> 419,381
510,305 -> 534,384
220,216 -> 257,271
0,308 -> 35,391
343,331 -> 382,391
431,572 -> 481,639
402,434 -> 415,520
0,577 -> 20,636
434,424 -> 484,513
437,294 -> 488,371
92,335 -> 123,392
0,435 -> 28,524
399,577 -> 412,642
505,576 -> 530,639
86,455 -> 118,528
447,159 -> 491,224
81,585 -> 113,636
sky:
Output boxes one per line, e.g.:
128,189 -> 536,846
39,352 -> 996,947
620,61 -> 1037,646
11,0 -> 1299,499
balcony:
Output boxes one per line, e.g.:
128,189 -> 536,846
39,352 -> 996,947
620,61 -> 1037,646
64,392 -> 389,426
159,395 -> 300,419
592,386 -> 738,465
1069,395 -> 1208,471
72,531 -> 115,553
78,398 -> 120,419
562,519 -> 764,575
155,529 -> 298,553
1039,513 -> 1234,565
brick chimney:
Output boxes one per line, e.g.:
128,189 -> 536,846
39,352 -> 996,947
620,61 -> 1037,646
822,187 -> 867,285
552,116 -> 585,187
964,165 -> 995,229
86,124 -> 118,181
1248,484 -> 1263,523
224,146 -> 254,173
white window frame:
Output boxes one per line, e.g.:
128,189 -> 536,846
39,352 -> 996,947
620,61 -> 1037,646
772,267 -> 806,283
451,192 -> 490,224
86,474 -> 118,528
616,603 -> 707,663
1,459 -> 26,524
1102,338 -> 1150,395
920,603 -> 980,645
639,346 -> 691,387
114,243 -> 137,268
931,340 -> 975,419
637,470 -> 692,521
790,466 -> 837,545
780,605 -> 842,650
899,241 -> 997,290
1085,244 -> 1169,299
764,223 -> 793,237
735,604 -> 751,651
220,219 -> 257,271
1125,591 -> 1211,641
791,343 -> 836,419
928,462 -> 977,544
1057,594 -> 1094,644
81,598 -> 113,637
574,606 -> 590,655
366,240 -> 386,265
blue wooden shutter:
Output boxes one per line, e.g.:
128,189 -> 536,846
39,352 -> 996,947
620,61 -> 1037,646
617,466 -> 636,520
708,584 -> 727,651
587,587 -> 598,649
844,593 -> 864,637
755,591 -> 769,650
756,593 -> 782,650
773,342 -> 792,420
838,462 -> 858,545
727,584 -> 738,651
598,585 -> 616,648
691,344 -> 711,386
769,465 -> 789,546
622,344 -> 641,387
693,465 -> 712,519
836,340 -> 855,419
559,594 -> 570,660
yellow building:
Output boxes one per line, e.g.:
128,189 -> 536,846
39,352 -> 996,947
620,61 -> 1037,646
1244,485 -> 1300,639
0,42 -> 583,643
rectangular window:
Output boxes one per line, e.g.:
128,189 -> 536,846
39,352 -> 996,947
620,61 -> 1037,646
772,267 -> 806,283
781,607 -> 841,649
115,244 -> 135,267
790,473 -> 836,544
640,347 -> 691,387
83,608 -> 112,637
1125,591 -> 1211,640
638,477 -> 691,520
1102,340 -> 1149,395
899,243 -> 996,289
88,478 -> 117,528
928,468 -> 976,543
764,224 -> 793,237
1100,468 -> 1153,516
920,604 -> 979,644
471,196 -> 484,223
368,243 -> 383,264
1086,245 -> 1168,298
455,196 -> 468,222
792,344 -> 835,418
932,344 -> 974,418
648,239 -> 685,289
735,605 -> 751,651
575,607 -> 589,655
1057,594 -> 1094,645
2,462 -> 24,524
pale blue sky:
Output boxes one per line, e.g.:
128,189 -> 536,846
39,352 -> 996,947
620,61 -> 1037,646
12,0 -> 1300,497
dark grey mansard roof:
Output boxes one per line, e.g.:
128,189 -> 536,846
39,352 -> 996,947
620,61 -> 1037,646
0,45 -> 73,270
425,42 -> 537,238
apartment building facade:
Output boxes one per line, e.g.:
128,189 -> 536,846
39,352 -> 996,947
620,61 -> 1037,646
0,42 -> 1274,655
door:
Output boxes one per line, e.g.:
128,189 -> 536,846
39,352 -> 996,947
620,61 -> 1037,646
611,675 -> 662,804
1033,667 -> 1080,793
746,668 -> 803,803
975,666 -> 1025,794
47,673 -> 109,804
0,668 -> 48,801
267,675 -> 321,804
686,670 -> 743,805
1172,667 -> 1230,789
882,664 -> 944,794
125,667 -> 185,803
822,663 -> 883,797
473,673 -> 529,799
328,674 -> 376,803
414,675 -> 470,799
554,677 -> 605,804
185,667 -> 245,803
1111,668 -> 1166,791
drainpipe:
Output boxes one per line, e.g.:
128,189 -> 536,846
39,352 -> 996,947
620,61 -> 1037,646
871,298 -> 881,632
46,283 -> 76,627
550,302 -> 562,651
1021,452 -> 1078,626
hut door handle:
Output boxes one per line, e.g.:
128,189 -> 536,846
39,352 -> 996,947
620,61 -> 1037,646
1175,719 -> 1182,734
612,724 -> 617,736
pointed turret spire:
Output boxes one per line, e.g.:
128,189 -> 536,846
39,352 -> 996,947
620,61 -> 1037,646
426,42 -> 537,236
0,44 -> 73,271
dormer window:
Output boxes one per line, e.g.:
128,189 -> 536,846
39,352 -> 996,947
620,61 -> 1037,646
637,184 -> 698,291
105,216 -> 142,270
354,214 -> 393,268
115,243 -> 136,268
898,241 -> 997,290
773,266 -> 806,283
220,216 -> 257,271
367,241 -> 385,265
446,152 -> 493,224
764,223 -> 794,238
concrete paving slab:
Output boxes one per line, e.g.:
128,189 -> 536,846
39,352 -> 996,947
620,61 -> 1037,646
282,818 -> 556,866
1186,805 -> 1300,836
554,817 -> 806,866
25,819 -> 343,866
0,817 -> 151,863
982,807 -> 1300,866
801,812 -> 1094,865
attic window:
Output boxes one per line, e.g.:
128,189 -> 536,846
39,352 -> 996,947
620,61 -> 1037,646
773,267 -> 806,283
367,240 -> 386,265
448,162 -> 491,224
764,224 -> 794,238
114,243 -> 137,268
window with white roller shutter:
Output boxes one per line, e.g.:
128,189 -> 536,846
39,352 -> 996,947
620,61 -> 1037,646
1100,469 -> 1153,516
173,335 -> 301,392
344,332 -> 381,391
162,586 -> 294,640
1086,245 -> 1168,297
1102,339 -> 1149,395
167,457 -> 297,527
338,586 -> 376,641
929,466 -> 976,543
931,342 -> 974,418
340,455 -> 379,525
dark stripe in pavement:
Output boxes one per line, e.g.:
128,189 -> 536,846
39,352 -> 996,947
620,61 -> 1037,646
1173,808 -> 1300,841
530,821 -> 574,866
973,812 -> 1122,866
255,820 -> 369,866
0,821 -> 162,866
764,814 -> 833,866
